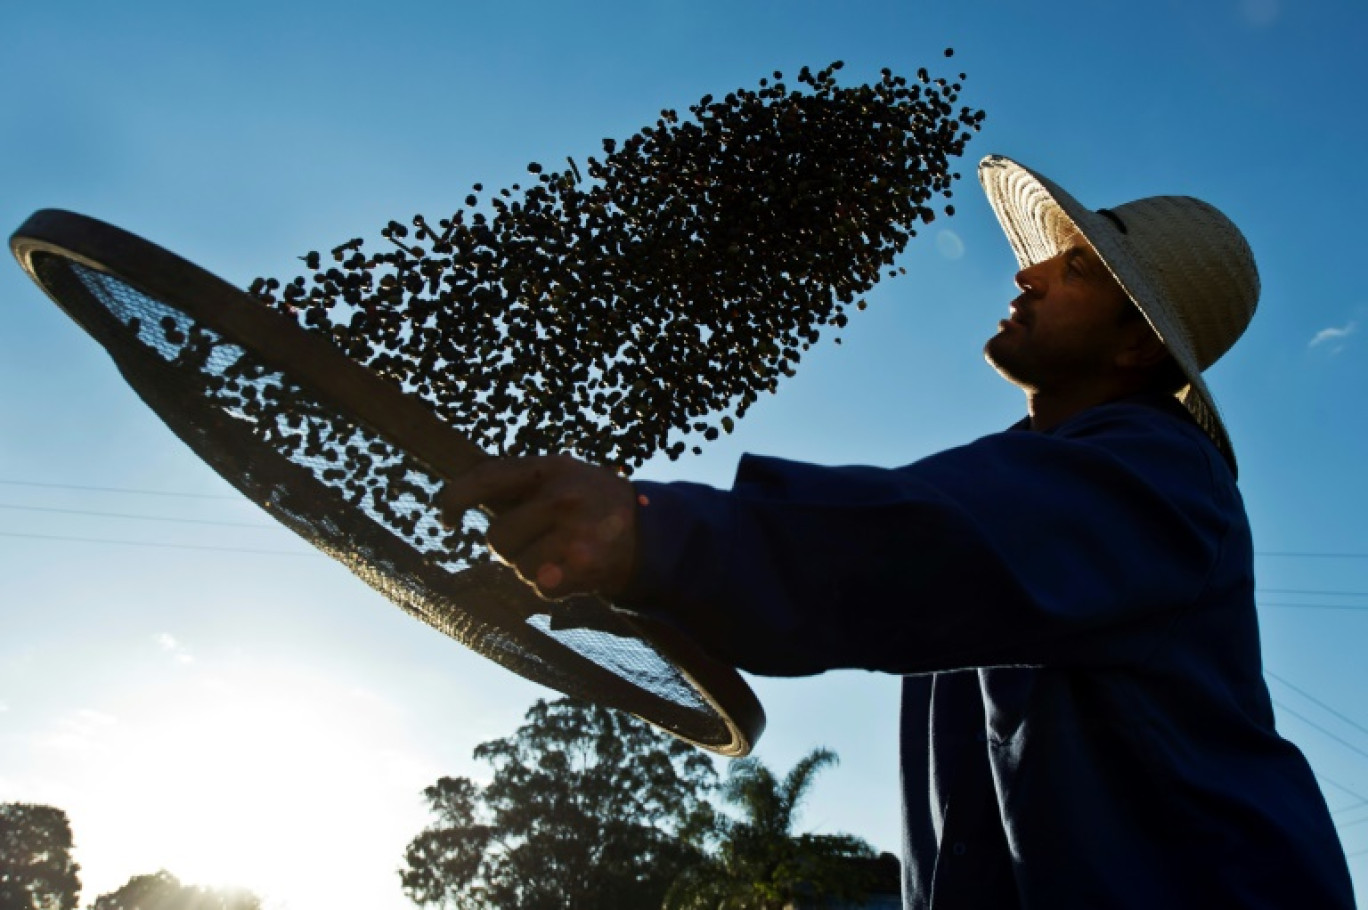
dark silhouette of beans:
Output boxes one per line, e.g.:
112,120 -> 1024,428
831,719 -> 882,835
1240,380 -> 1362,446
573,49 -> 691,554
226,59 -> 983,565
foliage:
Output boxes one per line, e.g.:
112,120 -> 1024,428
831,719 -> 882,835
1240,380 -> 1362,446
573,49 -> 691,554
87,870 -> 260,910
400,697 -> 719,910
664,749 -> 881,910
0,802 -> 81,910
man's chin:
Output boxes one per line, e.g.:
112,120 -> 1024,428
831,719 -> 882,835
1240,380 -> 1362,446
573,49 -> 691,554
983,333 -> 1010,369
983,339 -> 1028,388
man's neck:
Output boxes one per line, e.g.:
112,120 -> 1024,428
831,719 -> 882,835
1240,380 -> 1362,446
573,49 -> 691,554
1025,383 -> 1144,432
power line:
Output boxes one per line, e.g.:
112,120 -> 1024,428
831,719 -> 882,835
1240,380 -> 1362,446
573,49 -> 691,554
1268,676 -> 1368,829
1259,603 -> 1368,612
1267,671 -> 1368,741
0,502 -> 278,529
1274,699 -> 1368,766
0,487 -> 1357,550
0,479 -> 243,500
1264,677 -> 1368,832
1261,588 -> 1368,598
1274,692 -> 1368,835
1258,551 -> 1368,560
1319,775 -> 1368,812
1332,798 -> 1368,817
0,530 -> 313,557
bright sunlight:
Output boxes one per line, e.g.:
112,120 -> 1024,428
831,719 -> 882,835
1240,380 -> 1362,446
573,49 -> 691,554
36,650 -> 440,909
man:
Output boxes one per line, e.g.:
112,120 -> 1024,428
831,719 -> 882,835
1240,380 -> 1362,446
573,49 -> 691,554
438,155 -> 1356,907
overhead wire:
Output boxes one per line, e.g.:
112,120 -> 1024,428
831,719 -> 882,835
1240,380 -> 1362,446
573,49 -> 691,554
1266,677 -> 1368,829
1260,588 -> 1368,598
1273,699 -> 1368,766
1258,551 -> 1368,560
15,493 -> 1343,648
0,478 -> 243,500
1319,775 -> 1368,814
4,481 -> 1364,534
0,482 -> 300,553
0,502 -> 278,529
1267,671 -> 1368,741
1260,603 -> 1368,612
0,530 -> 313,557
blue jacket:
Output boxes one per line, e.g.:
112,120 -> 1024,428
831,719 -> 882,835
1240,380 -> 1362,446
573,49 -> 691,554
621,394 -> 1355,908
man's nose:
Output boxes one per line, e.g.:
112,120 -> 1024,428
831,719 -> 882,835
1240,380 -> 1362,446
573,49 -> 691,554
1015,264 -> 1044,295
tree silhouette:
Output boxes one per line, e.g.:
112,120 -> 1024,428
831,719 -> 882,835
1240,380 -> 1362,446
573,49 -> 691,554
0,802 -> 81,910
400,697 -> 718,910
87,870 -> 260,910
665,749 -> 881,909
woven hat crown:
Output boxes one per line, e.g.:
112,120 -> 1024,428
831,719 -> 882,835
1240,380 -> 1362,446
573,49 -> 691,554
978,155 -> 1260,473
1072,195 -> 1259,372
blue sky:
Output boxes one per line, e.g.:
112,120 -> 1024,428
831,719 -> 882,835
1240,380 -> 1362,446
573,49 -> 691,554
2,1 -> 1366,907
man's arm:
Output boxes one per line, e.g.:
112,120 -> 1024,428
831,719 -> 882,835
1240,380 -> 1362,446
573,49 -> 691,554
438,399 -> 1240,676
614,401 -> 1239,675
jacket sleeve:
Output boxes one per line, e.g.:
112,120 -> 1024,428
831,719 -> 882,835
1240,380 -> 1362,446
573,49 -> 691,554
615,401 -> 1241,676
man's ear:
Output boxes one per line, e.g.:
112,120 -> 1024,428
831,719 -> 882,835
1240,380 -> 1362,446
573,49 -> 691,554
1115,323 -> 1170,371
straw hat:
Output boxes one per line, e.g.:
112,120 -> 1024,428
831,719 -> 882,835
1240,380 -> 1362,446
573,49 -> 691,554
977,154 -> 1259,475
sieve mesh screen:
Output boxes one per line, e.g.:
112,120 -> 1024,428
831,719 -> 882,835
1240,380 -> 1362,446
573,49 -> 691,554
29,249 -> 718,741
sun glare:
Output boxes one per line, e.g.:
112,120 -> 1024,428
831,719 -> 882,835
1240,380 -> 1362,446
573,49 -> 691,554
61,657 -> 439,909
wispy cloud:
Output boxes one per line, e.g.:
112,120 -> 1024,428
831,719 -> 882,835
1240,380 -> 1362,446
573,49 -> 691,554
156,633 -> 195,665
1308,321 -> 1357,352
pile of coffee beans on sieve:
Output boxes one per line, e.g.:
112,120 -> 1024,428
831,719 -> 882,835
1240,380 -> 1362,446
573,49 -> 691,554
248,58 -> 983,475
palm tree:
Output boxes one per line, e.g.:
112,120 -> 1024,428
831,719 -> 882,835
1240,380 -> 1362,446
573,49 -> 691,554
665,748 -> 880,910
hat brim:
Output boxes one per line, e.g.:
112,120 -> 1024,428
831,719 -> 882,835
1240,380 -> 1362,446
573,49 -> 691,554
976,155 -> 1236,473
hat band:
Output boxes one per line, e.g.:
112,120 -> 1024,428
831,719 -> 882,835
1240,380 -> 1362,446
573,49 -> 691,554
1096,208 -> 1129,234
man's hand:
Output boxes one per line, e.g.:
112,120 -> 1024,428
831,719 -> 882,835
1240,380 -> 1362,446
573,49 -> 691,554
436,455 -> 639,600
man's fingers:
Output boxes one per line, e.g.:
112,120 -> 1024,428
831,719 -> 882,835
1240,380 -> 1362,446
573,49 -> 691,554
484,493 -> 605,595
483,494 -> 563,565
434,453 -> 637,599
502,533 -> 604,599
436,458 -> 547,524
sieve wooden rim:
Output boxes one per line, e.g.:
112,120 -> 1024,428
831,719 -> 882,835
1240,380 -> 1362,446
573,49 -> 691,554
10,208 -> 765,756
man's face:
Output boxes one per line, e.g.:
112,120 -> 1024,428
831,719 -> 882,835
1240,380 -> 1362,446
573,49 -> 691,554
983,240 -> 1139,394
